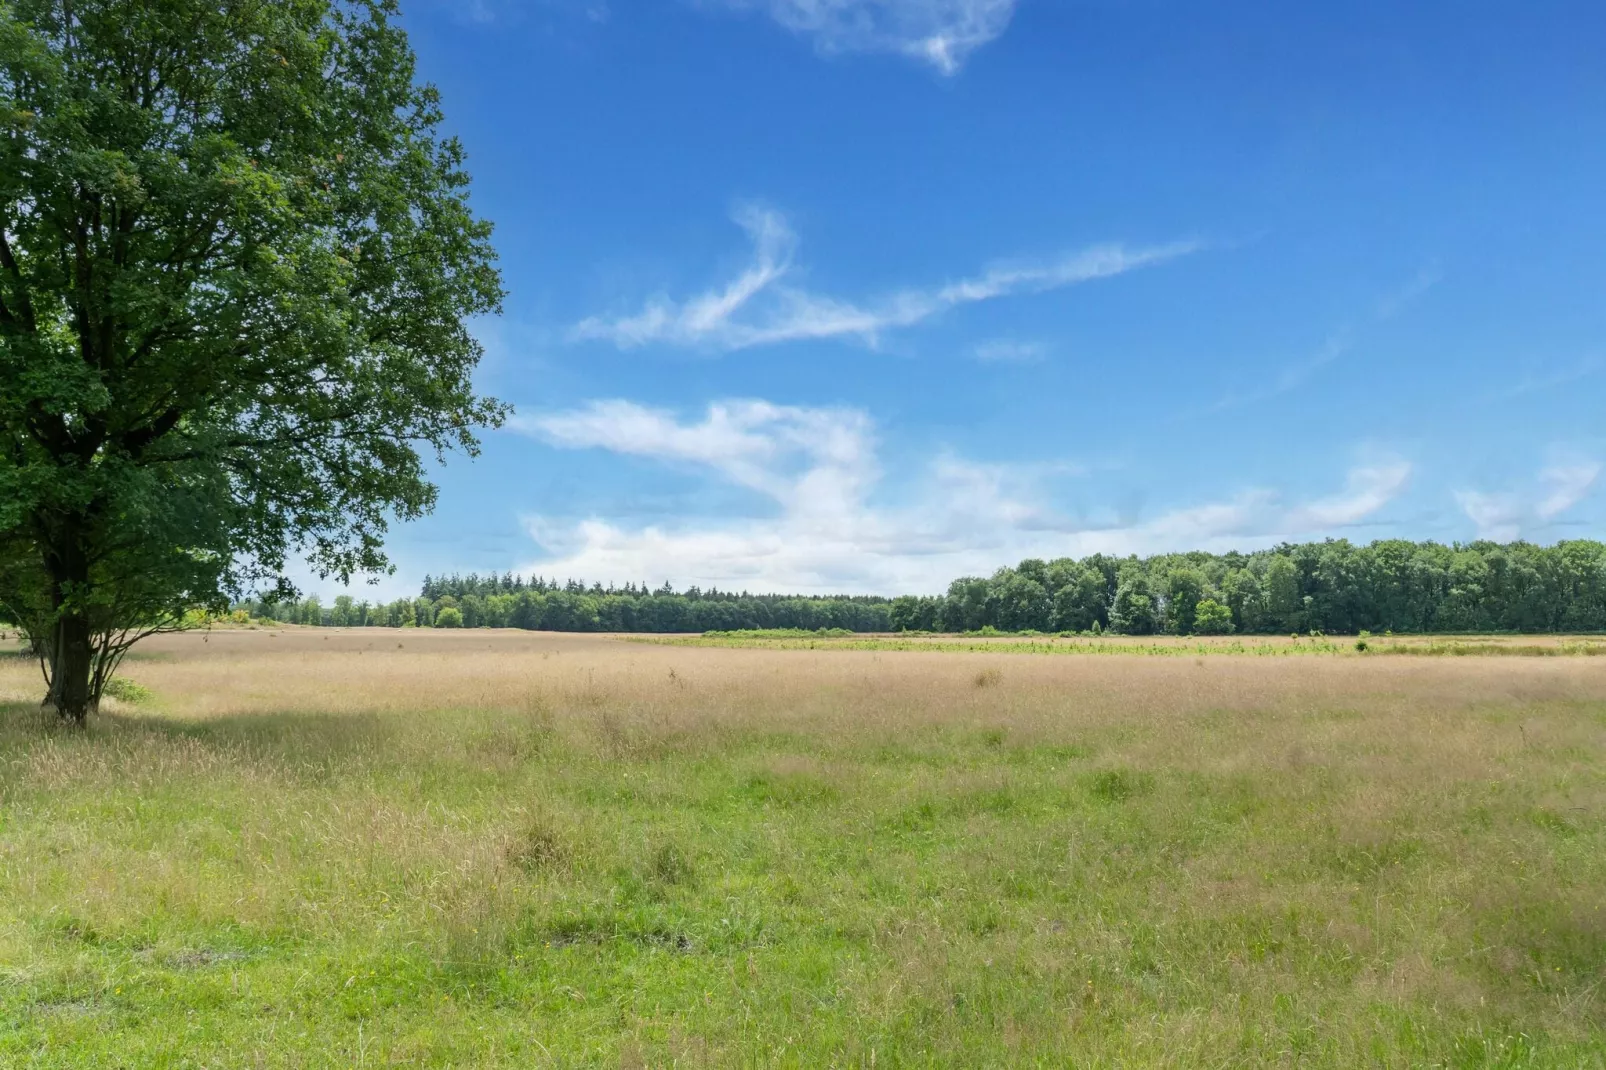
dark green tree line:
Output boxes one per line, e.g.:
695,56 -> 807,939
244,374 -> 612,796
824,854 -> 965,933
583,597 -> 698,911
890,540 -> 1606,636
228,539 -> 1606,636
242,574 -> 894,633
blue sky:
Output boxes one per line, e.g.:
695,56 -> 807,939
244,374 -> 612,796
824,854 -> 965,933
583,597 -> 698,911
325,0 -> 1606,598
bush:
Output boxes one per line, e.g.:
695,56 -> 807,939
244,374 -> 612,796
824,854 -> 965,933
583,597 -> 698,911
1193,599 -> 1234,635
434,606 -> 464,628
103,677 -> 154,704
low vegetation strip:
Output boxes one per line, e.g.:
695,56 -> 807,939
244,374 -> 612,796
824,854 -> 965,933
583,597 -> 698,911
640,631 -> 1606,657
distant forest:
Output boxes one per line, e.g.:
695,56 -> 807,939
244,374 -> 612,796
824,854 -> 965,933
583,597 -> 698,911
242,576 -> 894,633
240,539 -> 1606,636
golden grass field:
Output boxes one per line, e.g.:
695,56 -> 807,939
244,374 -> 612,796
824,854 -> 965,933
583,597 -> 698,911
2,627 -> 1604,1066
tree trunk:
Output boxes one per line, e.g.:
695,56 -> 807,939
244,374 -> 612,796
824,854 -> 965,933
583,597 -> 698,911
42,520 -> 96,725
51,611 -> 95,723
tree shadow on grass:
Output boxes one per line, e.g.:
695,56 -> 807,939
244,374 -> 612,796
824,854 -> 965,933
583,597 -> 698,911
0,701 -> 399,773
118,706 -> 398,755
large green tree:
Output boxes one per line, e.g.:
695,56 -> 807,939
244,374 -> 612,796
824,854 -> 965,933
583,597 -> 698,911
1164,567 -> 1205,635
0,0 -> 504,721
1108,568 -> 1157,635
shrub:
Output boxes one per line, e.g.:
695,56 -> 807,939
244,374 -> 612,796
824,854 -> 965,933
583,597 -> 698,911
1193,599 -> 1235,635
435,606 -> 464,628
102,677 -> 154,704
701,628 -> 853,639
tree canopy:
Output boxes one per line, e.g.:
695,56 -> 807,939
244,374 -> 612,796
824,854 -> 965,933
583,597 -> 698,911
0,0 -> 503,720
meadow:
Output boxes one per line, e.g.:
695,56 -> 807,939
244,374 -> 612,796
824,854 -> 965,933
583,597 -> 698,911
1,628 -> 1603,1067
646,631 -> 1606,658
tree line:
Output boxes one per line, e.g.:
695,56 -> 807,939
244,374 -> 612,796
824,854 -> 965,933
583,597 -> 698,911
238,539 -> 1606,636
899,539 -> 1606,635
240,575 -> 895,633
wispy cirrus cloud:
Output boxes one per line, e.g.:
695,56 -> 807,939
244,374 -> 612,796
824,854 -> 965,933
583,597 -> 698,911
1484,356 -> 1603,404
448,0 -> 609,26
972,338 -> 1049,364
1537,461 -> 1602,520
1374,262 -> 1442,320
571,206 -> 1198,352
1454,491 -> 1523,544
1212,330 -> 1351,412
1455,457 -> 1602,541
697,0 -> 1016,74
512,398 -> 1411,593
1211,262 -> 1442,412
522,398 -> 877,514
1285,460 -> 1412,529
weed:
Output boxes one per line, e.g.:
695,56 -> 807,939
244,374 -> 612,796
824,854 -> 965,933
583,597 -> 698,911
1089,768 -> 1152,803
650,842 -> 694,886
508,813 -> 572,872
742,767 -> 837,807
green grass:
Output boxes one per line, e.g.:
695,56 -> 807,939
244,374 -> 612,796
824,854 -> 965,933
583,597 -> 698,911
649,631 -> 1606,657
1,636 -> 1603,1066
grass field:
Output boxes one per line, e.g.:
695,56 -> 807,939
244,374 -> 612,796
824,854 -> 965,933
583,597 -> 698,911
1,628 -> 1603,1066
646,630 -> 1606,657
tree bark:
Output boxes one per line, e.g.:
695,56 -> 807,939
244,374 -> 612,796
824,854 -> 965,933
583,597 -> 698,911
42,520 -> 96,724
52,611 -> 94,724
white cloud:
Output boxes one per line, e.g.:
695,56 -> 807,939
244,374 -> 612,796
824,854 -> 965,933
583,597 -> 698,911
572,206 -> 1197,352
516,398 -> 876,512
1285,460 -> 1412,529
701,0 -> 1016,74
1537,462 -> 1601,520
972,339 -> 1048,364
1374,262 -> 1442,320
1455,459 -> 1601,540
512,398 -> 1413,593
1212,264 -> 1441,412
1212,329 -> 1351,412
451,0 -> 609,25
1454,491 -> 1522,543
1491,357 -> 1603,402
